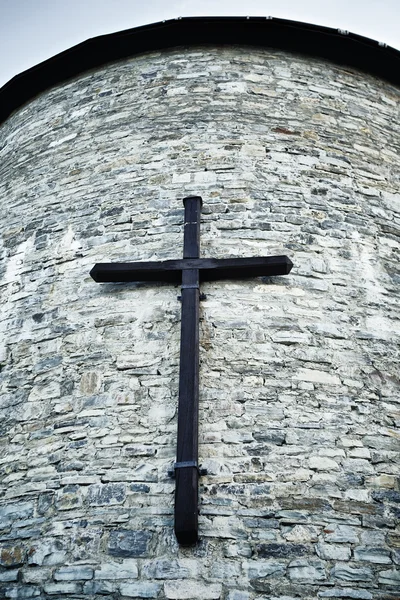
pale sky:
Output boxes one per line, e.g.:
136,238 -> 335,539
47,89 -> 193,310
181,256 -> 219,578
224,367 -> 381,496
1,0 -> 399,89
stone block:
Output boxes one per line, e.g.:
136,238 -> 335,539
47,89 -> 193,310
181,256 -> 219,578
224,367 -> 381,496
245,560 -> 286,579
257,543 -> 309,558
353,546 -> 392,564
372,490 -> 400,504
331,563 -> 373,582
3,585 -> 41,598
79,371 -> 102,394
284,525 -> 319,542
95,559 -> 138,579
0,503 -> 34,528
108,529 -> 152,558
309,456 -> 340,471
83,579 -> 116,595
55,484 -> 83,510
27,540 -> 66,566
119,582 -> 161,598
164,580 -> 222,599
142,558 -> 193,580
226,592 -> 250,600
294,368 -> 340,386
363,436 -> 399,452
344,489 -> 369,502
288,558 -> 326,581
0,547 -> 25,567
318,588 -> 372,599
366,474 -> 398,488
0,569 -> 19,582
43,582 -> 81,595
377,569 -> 400,586
316,543 -> 351,561
223,542 -> 252,559
323,525 -> 360,544
210,560 -> 241,579
87,483 -> 126,505
22,568 -> 51,584
37,493 -> 54,515
53,565 -> 94,580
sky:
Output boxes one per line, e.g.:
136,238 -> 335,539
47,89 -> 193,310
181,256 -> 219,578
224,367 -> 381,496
0,0 -> 399,89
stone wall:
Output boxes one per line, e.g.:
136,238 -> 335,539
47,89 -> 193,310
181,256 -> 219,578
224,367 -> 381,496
0,45 -> 399,599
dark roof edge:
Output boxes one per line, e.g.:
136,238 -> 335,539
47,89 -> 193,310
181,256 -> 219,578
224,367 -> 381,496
1,15 -> 399,125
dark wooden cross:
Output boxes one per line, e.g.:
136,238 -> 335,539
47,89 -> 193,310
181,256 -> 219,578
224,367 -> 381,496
90,196 -> 293,545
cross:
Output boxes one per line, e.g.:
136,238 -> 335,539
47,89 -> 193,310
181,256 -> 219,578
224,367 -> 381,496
90,196 -> 293,545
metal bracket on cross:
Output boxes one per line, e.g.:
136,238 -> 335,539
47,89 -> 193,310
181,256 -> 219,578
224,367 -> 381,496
168,461 -> 208,479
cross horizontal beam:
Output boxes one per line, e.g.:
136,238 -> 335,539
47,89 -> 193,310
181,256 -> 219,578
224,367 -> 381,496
90,255 -> 293,283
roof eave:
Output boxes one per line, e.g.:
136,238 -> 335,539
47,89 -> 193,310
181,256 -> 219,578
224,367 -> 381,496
1,16 -> 399,125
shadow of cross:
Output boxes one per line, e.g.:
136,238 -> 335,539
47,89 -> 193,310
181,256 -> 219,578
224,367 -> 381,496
90,196 -> 293,546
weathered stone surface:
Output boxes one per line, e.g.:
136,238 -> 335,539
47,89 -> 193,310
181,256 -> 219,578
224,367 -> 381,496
0,36 -> 399,600
0,504 -> 34,528
53,565 -> 93,580
331,564 -> 374,582
226,591 -> 250,600
83,580 -> 116,595
366,474 -> 398,489
3,585 -> 41,598
142,558 -> 195,580
372,490 -> 400,504
87,482 -> 126,505
323,525 -> 360,544
295,369 -> 341,386
318,589 -> 372,599
108,529 -> 152,557
55,484 -> 83,510
119,582 -> 161,598
164,580 -> 222,599
353,546 -> 392,564
284,525 -> 320,543
95,559 -> 138,579
288,558 -> 326,581
21,568 -> 51,584
37,493 -> 54,516
310,457 -> 340,471
245,560 -> 286,579
316,543 -> 351,561
377,569 -> 400,586
27,540 -> 66,566
0,547 -> 25,567
43,581 -> 81,595
0,569 -> 19,582
79,371 -> 103,395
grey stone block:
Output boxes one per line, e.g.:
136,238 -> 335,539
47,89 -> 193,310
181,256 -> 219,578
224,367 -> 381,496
3,586 -> 41,598
87,483 -> 126,505
53,565 -> 93,580
108,529 -> 152,558
288,558 -> 326,581
353,546 -> 392,564
318,588 -> 372,599
331,564 -> 374,582
120,582 -> 161,598
257,543 -> 309,558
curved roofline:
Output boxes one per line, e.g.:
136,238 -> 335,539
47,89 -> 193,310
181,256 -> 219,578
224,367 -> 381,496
1,15 -> 399,125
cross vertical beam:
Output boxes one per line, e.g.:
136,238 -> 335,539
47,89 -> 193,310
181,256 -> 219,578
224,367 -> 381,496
174,196 -> 202,545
